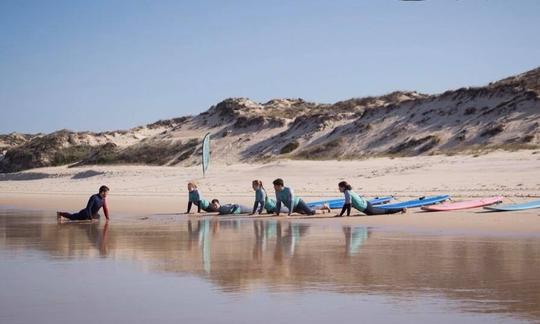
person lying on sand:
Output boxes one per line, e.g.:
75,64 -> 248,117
186,181 -> 216,214
335,181 -> 406,217
211,199 -> 252,215
251,180 -> 289,215
57,185 -> 110,222
273,178 -> 331,216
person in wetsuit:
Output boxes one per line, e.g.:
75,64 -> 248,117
186,181 -> 216,213
272,178 -> 330,217
335,181 -> 406,217
57,185 -> 110,221
211,199 -> 252,215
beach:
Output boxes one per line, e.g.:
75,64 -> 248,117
1,150 -> 539,234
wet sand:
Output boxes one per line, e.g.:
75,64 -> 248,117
1,209 -> 539,323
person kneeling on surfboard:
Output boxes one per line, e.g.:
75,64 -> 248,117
211,199 -> 252,215
273,178 -> 331,217
186,181 -> 217,214
335,181 -> 405,217
57,185 -> 110,222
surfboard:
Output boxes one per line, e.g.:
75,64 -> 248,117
421,196 -> 504,211
483,199 -> 540,212
307,196 -> 393,209
379,195 -> 450,209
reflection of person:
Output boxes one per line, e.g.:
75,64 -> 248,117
85,221 -> 110,256
57,185 -> 110,221
343,226 -> 368,256
335,181 -> 405,216
272,178 -> 330,216
253,220 -> 265,260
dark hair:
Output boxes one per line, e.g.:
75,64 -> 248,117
253,180 -> 266,192
211,199 -> 220,204
273,178 -> 284,186
338,181 -> 352,191
99,185 -> 110,193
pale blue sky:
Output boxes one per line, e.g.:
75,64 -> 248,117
1,0 -> 539,134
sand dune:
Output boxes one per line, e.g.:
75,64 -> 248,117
1,67 -> 539,173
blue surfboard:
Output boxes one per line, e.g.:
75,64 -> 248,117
378,195 -> 450,209
483,199 -> 540,212
307,196 -> 393,209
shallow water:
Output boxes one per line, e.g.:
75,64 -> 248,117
1,210 -> 539,324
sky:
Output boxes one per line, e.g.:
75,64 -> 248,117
1,0 -> 539,134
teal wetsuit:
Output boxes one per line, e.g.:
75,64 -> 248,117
349,190 -> 368,211
188,189 -> 212,213
276,186 -> 314,215
253,188 -> 266,214
341,190 -> 402,216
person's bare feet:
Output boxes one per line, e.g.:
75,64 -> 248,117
56,212 -> 67,223
322,203 -> 331,213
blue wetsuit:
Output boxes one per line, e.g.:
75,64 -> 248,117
66,194 -> 108,220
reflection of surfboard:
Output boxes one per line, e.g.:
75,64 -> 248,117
307,196 -> 393,209
421,196 -> 503,211
483,199 -> 540,212
379,195 -> 450,209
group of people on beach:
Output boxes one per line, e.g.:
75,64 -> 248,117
186,178 -> 406,217
57,180 -> 406,222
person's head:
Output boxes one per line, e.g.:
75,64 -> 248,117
187,181 -> 198,191
338,181 -> 352,193
211,199 -> 220,209
273,178 -> 284,192
99,185 -> 110,198
252,180 -> 263,191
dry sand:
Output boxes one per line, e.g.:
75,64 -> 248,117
1,150 -> 539,234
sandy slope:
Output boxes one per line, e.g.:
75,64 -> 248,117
1,150 -> 539,234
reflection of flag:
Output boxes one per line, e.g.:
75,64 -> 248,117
202,133 -> 211,176
199,219 -> 211,273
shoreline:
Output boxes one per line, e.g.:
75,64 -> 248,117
1,150 -> 539,236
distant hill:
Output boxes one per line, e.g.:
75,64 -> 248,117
1,67 -> 539,173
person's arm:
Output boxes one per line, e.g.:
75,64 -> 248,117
344,191 -> 352,205
187,201 -> 193,213
275,192 -> 281,216
258,190 -> 266,214
193,191 -> 202,213
339,203 -> 351,216
287,189 -> 294,216
85,196 -> 95,220
103,198 -> 110,220
252,201 -> 259,215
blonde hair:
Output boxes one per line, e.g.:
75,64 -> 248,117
188,181 -> 198,188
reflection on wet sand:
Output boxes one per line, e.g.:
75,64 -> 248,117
1,211 -> 539,321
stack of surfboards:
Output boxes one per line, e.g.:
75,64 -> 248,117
308,195 -> 540,212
